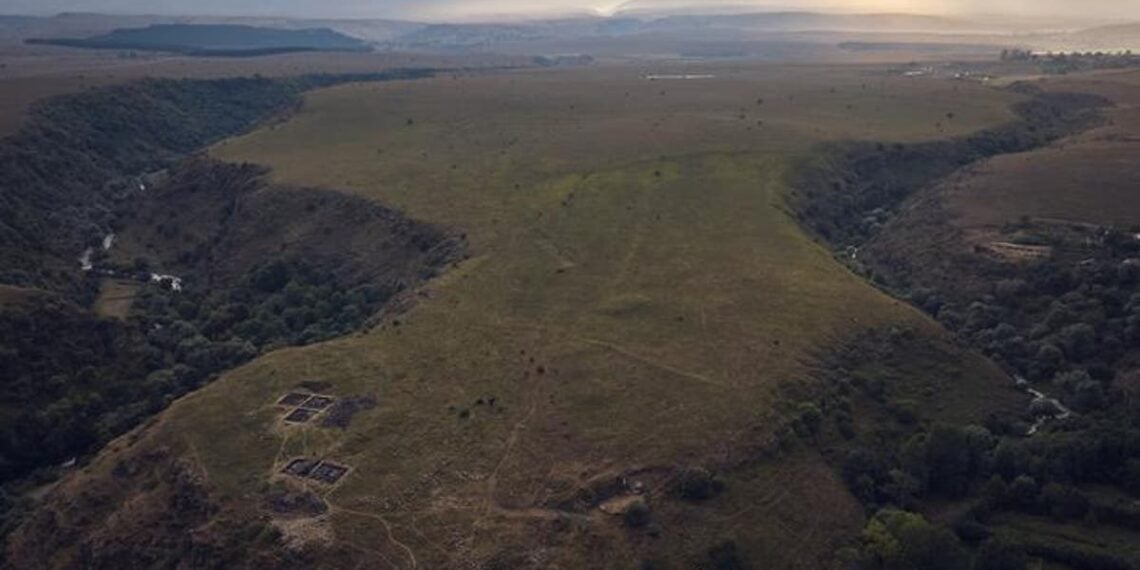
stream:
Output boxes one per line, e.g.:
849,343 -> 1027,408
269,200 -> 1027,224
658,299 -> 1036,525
79,232 -> 183,292
1018,376 -> 1074,436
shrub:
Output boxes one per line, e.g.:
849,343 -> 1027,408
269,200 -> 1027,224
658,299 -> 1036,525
974,537 -> 1028,570
797,402 -> 823,434
623,499 -> 651,528
669,467 -> 724,502
887,398 -> 920,425
860,509 -> 969,570
704,540 -> 749,570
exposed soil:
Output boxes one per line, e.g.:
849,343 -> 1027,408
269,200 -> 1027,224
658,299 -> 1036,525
277,392 -> 310,407
319,395 -> 378,430
285,409 -> 318,424
264,485 -> 329,518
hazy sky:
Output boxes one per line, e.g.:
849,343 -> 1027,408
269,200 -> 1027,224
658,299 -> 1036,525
3,0 -> 1139,21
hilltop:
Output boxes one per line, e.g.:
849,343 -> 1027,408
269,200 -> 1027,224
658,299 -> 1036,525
27,24 -> 371,56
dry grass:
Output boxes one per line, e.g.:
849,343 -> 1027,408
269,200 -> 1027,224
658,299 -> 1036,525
0,284 -> 42,307
0,47 -> 524,138
93,278 -> 140,319
947,69 -> 1140,228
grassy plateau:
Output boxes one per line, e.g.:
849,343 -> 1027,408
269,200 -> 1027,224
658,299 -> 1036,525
30,62 -> 1027,568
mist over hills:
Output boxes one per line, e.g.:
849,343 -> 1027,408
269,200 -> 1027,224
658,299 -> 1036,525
3,7 -> 1140,56
26,24 -> 371,56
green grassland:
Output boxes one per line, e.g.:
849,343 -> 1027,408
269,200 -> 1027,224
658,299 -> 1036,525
28,63 -> 1027,568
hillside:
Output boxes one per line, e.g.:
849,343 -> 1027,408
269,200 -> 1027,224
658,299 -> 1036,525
1,64 -> 1033,568
27,24 -> 371,56
795,70 -> 1140,568
5,13 -> 1140,566
0,71 -> 465,533
0,70 -> 432,294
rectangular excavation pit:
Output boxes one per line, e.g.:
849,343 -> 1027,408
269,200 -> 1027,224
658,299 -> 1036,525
308,461 -> 350,485
284,408 -> 317,424
282,458 -> 319,478
299,395 -> 336,410
277,392 -> 311,407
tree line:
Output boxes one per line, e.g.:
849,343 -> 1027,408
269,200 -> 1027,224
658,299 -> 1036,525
791,84 -> 1140,568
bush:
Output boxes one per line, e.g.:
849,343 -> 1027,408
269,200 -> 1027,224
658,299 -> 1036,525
669,467 -> 724,502
974,537 -> 1028,570
887,398 -> 920,425
704,540 -> 749,570
797,402 -> 823,434
1008,476 -> 1039,509
860,509 -> 969,570
623,499 -> 651,528
1039,484 -> 1089,521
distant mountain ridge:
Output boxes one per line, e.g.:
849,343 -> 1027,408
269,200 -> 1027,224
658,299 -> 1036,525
382,11 -> 994,50
6,10 -> 1140,54
645,11 -> 977,33
26,23 -> 372,56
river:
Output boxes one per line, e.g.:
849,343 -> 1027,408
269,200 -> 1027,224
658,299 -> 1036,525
1019,377 -> 1074,436
79,232 -> 183,292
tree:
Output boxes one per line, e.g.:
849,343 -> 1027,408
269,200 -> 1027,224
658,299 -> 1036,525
798,402 -> 822,434
670,467 -> 724,501
623,499 -> 651,528
922,425 -> 994,499
1040,483 -> 1089,521
1057,323 -> 1096,360
1125,459 -> 1140,496
980,475 -> 1009,509
1008,475 -> 1039,510
252,260 -> 290,293
861,509 -> 969,570
974,537 -> 1028,570
704,540 -> 749,570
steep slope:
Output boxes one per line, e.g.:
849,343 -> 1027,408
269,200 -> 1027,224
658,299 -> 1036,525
0,70 -> 433,294
0,72 -> 460,531
798,69 -> 1140,568
0,157 -> 462,541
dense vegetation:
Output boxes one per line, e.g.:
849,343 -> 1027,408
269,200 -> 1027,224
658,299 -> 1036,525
1002,49 -> 1140,75
27,24 -> 370,56
793,85 -> 1140,568
0,258 -> 400,484
833,336 -> 1140,569
0,296 -> 155,485
792,85 -> 1108,249
0,71 -> 451,535
0,70 -> 433,293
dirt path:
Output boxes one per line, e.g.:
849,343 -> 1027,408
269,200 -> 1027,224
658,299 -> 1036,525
575,337 -> 726,389
185,438 -> 210,485
331,505 -> 419,570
